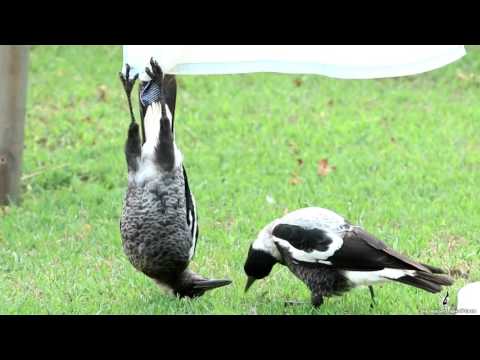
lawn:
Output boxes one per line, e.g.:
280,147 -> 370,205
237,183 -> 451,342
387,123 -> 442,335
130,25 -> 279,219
0,45 -> 479,314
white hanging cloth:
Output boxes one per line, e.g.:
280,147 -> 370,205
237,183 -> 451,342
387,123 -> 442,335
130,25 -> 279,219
122,45 -> 466,81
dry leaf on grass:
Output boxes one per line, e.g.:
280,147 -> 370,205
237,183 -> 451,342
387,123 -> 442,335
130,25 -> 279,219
449,261 -> 471,280
457,71 -> 474,81
97,85 -> 108,102
317,158 -> 336,177
287,141 -> 300,155
445,235 -> 468,251
293,78 -> 303,87
289,173 -> 302,185
83,224 -> 92,234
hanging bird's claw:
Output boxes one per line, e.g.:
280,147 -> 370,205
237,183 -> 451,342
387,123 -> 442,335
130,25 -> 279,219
119,63 -> 139,97
145,57 -> 164,86
119,63 -> 139,124
128,121 -> 139,134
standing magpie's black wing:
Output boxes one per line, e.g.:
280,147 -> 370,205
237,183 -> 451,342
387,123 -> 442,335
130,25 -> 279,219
272,223 -> 342,265
272,224 -> 333,253
272,223 -> 431,272
329,227 -> 430,272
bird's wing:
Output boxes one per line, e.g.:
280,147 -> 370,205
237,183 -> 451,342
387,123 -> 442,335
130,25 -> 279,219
163,75 -> 177,130
272,223 -> 430,272
162,74 -> 197,258
183,166 -> 198,260
330,227 -> 430,271
271,223 -> 344,265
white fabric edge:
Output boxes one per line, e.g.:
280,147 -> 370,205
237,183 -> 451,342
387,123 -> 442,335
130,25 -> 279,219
168,47 -> 466,78
123,46 -> 466,80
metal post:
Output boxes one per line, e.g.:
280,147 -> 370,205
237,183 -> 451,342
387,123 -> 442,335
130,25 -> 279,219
0,46 -> 29,205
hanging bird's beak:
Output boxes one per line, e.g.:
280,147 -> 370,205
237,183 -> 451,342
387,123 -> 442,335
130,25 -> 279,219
245,276 -> 256,293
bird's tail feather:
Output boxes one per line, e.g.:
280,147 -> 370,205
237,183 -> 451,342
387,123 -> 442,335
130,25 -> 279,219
174,270 -> 232,298
192,279 -> 232,291
394,271 -> 454,293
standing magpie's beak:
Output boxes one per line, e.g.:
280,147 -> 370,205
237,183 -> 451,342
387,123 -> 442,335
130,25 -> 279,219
245,276 -> 256,293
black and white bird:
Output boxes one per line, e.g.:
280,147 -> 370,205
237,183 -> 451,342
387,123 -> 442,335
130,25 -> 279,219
244,207 -> 453,308
119,59 -> 231,298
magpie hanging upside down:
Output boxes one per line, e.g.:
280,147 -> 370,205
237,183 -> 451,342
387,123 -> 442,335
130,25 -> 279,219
243,207 -> 453,308
119,59 -> 231,298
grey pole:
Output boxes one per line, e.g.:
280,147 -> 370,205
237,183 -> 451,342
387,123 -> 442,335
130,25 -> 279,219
0,45 -> 29,205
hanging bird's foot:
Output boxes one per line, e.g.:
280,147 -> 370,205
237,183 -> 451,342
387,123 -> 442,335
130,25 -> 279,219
119,63 -> 139,98
369,286 -> 376,309
145,57 -> 164,86
119,63 -> 139,124
128,121 -> 139,135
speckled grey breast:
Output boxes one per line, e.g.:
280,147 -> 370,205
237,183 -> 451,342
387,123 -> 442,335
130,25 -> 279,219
277,244 -> 352,299
120,167 -> 192,279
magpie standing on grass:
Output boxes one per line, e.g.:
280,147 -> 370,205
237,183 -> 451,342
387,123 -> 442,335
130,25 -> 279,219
243,207 -> 453,308
119,59 -> 231,298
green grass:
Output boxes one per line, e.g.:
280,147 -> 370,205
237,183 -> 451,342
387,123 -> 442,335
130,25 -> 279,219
1,45 -> 479,315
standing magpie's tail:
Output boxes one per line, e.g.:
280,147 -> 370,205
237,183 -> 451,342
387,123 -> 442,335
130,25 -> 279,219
394,270 -> 454,293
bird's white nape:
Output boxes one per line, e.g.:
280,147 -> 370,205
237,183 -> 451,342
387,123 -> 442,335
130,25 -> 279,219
279,207 -> 347,233
251,220 -> 283,261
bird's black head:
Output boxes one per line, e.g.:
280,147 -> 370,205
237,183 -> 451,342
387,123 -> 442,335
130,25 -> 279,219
244,244 -> 277,292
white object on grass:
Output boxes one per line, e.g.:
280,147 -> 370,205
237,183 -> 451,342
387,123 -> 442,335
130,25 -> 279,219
122,45 -> 466,80
457,282 -> 480,315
